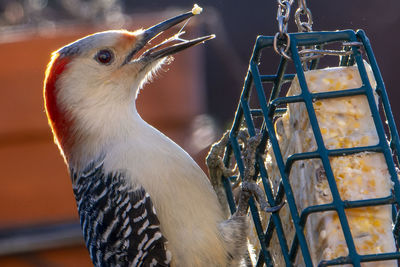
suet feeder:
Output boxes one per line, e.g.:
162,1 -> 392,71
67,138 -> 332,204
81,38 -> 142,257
218,1 -> 400,266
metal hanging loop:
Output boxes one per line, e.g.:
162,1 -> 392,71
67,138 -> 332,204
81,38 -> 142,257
274,32 -> 291,60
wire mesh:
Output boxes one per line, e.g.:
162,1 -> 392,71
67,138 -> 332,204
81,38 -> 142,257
221,30 -> 400,266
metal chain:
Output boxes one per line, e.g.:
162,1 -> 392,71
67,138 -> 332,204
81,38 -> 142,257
274,0 -> 313,59
295,0 -> 313,68
295,0 -> 313,32
273,0 -> 294,60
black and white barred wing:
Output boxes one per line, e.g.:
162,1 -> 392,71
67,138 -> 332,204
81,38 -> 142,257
71,161 -> 171,267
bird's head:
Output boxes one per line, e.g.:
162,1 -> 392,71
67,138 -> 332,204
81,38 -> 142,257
44,6 -> 214,163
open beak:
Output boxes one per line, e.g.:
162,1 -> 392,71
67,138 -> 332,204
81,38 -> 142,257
124,8 -> 215,64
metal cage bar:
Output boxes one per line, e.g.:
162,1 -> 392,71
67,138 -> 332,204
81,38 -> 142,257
221,30 -> 400,266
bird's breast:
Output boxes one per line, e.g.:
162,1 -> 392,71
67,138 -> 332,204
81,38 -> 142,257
103,128 -> 229,266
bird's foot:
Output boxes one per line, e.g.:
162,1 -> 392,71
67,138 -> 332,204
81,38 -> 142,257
241,181 -> 285,213
206,130 -> 239,218
234,176 -> 285,217
234,132 -> 285,217
206,130 -> 236,180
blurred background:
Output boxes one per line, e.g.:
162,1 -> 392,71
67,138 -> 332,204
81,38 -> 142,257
0,0 -> 399,266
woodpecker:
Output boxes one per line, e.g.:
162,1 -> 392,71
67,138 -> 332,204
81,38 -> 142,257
44,7 -> 249,267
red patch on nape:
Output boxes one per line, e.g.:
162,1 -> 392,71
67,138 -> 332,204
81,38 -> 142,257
43,53 -> 74,156
122,30 -> 137,40
119,31 -> 139,50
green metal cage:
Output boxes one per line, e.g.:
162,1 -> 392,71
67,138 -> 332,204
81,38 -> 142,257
221,30 -> 400,266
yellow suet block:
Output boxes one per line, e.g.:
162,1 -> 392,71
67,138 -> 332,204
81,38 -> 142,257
250,63 -> 397,266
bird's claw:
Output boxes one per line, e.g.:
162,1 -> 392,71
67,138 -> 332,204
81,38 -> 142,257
264,201 -> 285,213
234,131 -> 286,216
208,129 -> 285,218
241,181 -> 285,213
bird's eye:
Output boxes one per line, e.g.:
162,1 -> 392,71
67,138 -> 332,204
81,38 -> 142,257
95,49 -> 114,65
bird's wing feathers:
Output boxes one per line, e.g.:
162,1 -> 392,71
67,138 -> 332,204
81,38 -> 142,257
71,160 -> 171,267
